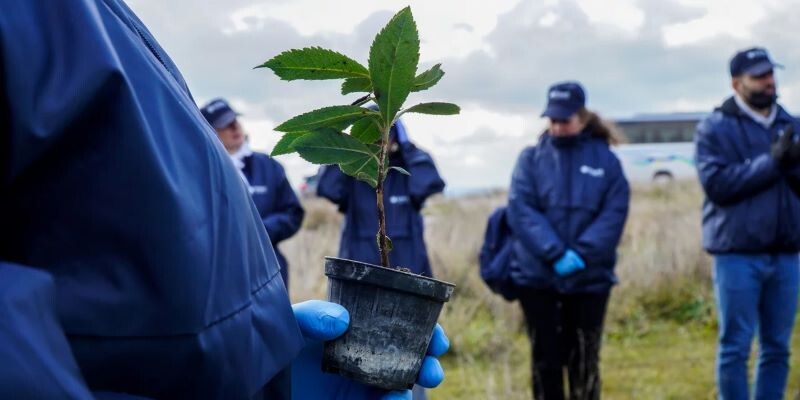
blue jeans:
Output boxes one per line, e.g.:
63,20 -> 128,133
714,253 -> 800,400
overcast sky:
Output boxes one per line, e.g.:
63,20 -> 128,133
127,0 -> 800,192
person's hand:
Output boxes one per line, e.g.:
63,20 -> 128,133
771,124 -> 800,169
291,300 -> 448,400
554,249 -> 586,277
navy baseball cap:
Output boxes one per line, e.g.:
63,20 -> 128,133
729,47 -> 783,77
541,81 -> 586,119
200,98 -> 239,129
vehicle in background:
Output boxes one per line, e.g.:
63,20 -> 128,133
299,173 -> 319,198
611,112 -> 705,184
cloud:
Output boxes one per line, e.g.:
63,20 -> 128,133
126,0 -> 800,191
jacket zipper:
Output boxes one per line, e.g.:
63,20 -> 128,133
132,25 -> 180,84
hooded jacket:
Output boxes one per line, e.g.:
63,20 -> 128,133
507,132 -> 630,294
0,1 -> 304,398
695,96 -> 800,254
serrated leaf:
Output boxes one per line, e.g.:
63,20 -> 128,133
390,166 -> 411,176
342,77 -> 373,95
350,117 -> 383,144
293,128 -> 378,165
411,64 -> 444,92
256,47 -> 369,81
275,106 -> 378,133
369,7 -> 419,125
271,131 -> 309,156
340,144 -> 380,187
404,102 -> 460,115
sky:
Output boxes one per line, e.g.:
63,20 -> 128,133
127,0 -> 800,192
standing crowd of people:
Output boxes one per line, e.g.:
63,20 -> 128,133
1,1 -> 799,399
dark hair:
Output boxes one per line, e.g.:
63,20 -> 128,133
577,108 -> 625,146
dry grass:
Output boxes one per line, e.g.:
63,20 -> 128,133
281,181 -> 800,399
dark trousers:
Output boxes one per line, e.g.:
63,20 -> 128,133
518,290 -> 610,400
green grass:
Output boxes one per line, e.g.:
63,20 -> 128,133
433,310 -> 800,399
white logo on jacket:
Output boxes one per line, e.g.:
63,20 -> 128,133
389,195 -> 410,205
250,185 -> 268,194
580,165 -> 605,178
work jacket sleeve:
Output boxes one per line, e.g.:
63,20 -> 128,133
695,119 -> 781,205
316,165 -> 349,209
507,149 -> 566,263
573,157 -> 630,267
402,144 -> 445,209
263,164 -> 305,243
0,263 -> 95,400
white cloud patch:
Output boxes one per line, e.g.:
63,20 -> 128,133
127,0 -> 800,191
223,0 -> 520,61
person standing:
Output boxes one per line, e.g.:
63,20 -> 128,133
201,98 -> 304,289
695,47 -> 800,400
508,81 -> 630,400
316,118 -> 445,277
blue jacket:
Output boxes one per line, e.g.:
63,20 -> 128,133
507,132 -> 630,294
242,152 -> 305,286
695,96 -> 800,254
317,127 -> 445,276
0,1 -> 304,399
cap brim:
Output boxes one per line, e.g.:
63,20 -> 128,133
541,104 -> 577,119
744,60 -> 783,76
211,110 -> 238,129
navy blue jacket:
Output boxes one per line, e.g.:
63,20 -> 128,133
507,132 -> 630,294
317,133 -> 445,276
695,96 -> 800,254
0,1 -> 304,399
242,152 -> 305,286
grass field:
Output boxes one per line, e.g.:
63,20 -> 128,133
283,181 -> 800,399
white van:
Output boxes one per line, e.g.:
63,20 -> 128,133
611,112 -> 705,184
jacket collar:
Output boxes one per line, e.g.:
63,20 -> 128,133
718,95 -> 794,125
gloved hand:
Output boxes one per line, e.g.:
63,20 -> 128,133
771,124 -> 800,169
291,300 -> 448,400
554,249 -> 586,277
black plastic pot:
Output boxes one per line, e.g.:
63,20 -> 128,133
321,257 -> 455,391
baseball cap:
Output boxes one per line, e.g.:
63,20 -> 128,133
729,47 -> 783,77
541,81 -> 586,119
200,98 -> 239,129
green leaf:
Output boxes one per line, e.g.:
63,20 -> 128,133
293,128 -> 378,165
390,166 -> 410,176
275,106 -> 378,133
341,77 -> 372,95
369,7 -> 419,125
377,234 -> 393,252
256,47 -> 369,81
349,117 -> 383,144
411,64 -> 444,92
403,102 -> 460,115
339,144 -> 379,187
271,131 -> 309,156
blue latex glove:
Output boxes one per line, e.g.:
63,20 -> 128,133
553,249 -> 586,276
291,300 -> 448,400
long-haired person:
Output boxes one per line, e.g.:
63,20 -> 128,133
508,81 -> 630,400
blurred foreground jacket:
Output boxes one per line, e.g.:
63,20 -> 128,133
0,1 -> 304,398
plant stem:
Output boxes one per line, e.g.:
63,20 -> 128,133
375,120 -> 391,268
